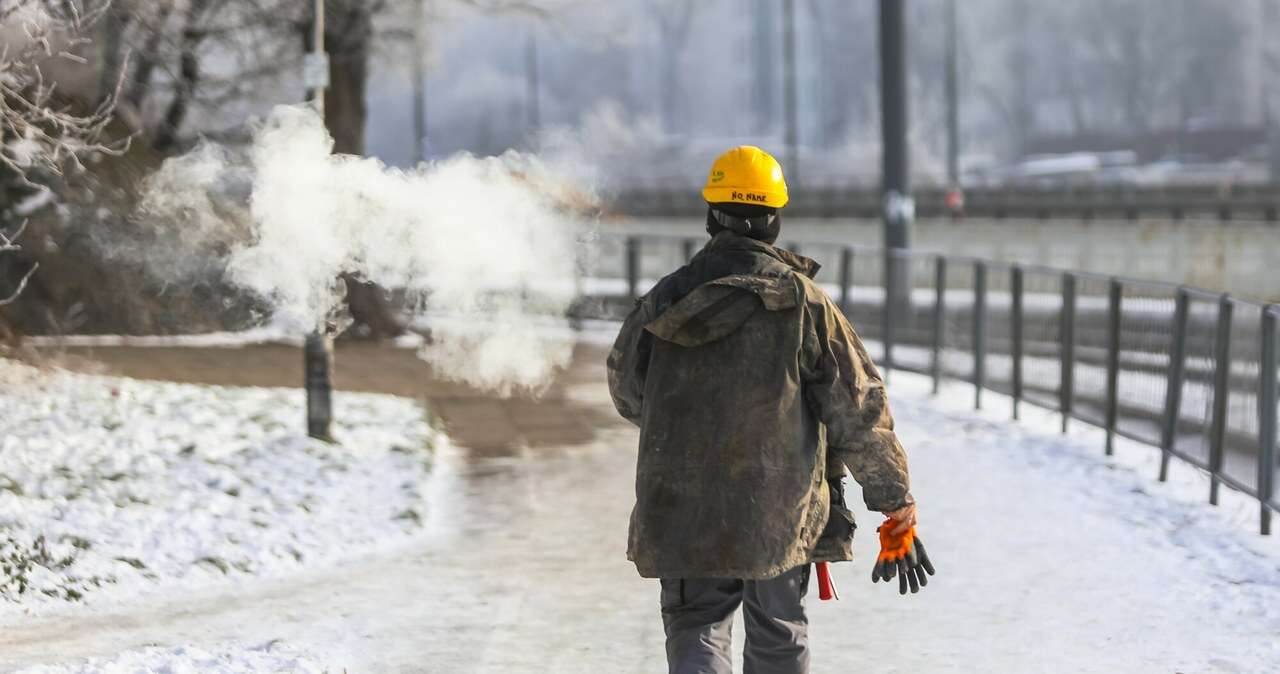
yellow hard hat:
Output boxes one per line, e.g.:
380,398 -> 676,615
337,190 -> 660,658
701,145 -> 789,209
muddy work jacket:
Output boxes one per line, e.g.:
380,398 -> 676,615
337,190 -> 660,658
607,232 -> 914,580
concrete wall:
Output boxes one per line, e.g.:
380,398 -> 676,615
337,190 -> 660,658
603,217 -> 1280,303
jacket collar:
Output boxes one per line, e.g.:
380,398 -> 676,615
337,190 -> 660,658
703,231 -> 821,279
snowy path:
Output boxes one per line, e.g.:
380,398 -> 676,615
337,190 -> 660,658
3,352 -> 1279,673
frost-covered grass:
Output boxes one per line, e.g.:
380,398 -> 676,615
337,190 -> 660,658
14,642 -> 327,674
0,358 -> 437,611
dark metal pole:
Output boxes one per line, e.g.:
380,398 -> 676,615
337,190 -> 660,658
973,260 -> 987,410
304,0 -> 333,442
412,0 -> 428,163
625,237 -> 641,303
931,256 -> 947,394
883,252 -> 898,374
1060,273 -> 1077,433
838,247 -> 854,313
1259,305 -> 1277,535
1159,288 -> 1190,482
1104,279 -> 1123,455
944,0 -> 959,189
1011,266 -> 1024,420
305,332 -> 333,441
1209,295 -> 1234,505
783,0 -> 798,182
879,0 -> 913,325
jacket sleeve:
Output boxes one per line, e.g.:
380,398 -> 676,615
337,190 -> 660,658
607,296 -> 655,426
800,281 -> 914,512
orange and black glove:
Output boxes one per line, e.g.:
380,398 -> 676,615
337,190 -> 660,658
871,518 -> 936,594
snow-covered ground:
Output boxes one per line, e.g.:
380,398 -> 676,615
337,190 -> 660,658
14,643 -> 327,674
0,359 -> 438,613
2,349 -> 1278,673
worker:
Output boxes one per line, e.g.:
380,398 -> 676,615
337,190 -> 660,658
607,146 -> 932,674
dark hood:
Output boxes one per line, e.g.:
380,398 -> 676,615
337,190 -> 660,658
644,232 -> 820,347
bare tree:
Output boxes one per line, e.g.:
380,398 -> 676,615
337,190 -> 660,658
0,219 -> 36,307
0,0 -> 126,184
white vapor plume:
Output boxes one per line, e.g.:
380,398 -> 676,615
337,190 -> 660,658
141,105 -> 591,395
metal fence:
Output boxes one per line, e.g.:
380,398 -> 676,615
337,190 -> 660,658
588,234 -> 1279,535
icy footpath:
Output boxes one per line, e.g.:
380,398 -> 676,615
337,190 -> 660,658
0,358 -> 438,612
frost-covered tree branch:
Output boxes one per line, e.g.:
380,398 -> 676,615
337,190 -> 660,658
0,0 -> 128,185
0,219 -> 38,306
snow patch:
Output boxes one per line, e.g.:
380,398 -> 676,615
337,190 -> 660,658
14,642 -> 328,674
0,359 -> 439,613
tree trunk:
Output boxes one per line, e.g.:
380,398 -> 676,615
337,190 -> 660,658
126,4 -> 175,111
153,0 -> 211,152
98,3 -> 129,106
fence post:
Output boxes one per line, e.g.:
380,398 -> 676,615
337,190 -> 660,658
682,237 -> 696,263
973,260 -> 988,410
625,236 -> 641,303
931,256 -> 947,394
1011,265 -> 1025,421
839,247 -> 854,313
1104,278 -> 1122,455
883,252 -> 898,374
1208,295 -> 1234,506
1061,272 -> 1077,433
1258,305 -> 1276,535
1159,288 -> 1190,482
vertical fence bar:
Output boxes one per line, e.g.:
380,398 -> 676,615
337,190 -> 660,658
1208,295 -> 1234,506
682,237 -> 696,263
1011,265 -> 1025,420
1159,288 -> 1190,482
883,252 -> 898,373
1258,305 -> 1276,535
973,260 -> 988,410
1104,279 -> 1123,455
1061,272 -> 1077,433
625,236 -> 640,303
931,256 -> 947,394
839,247 -> 853,313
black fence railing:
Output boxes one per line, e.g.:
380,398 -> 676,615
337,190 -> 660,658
585,234 -> 1279,535
608,184 -> 1280,221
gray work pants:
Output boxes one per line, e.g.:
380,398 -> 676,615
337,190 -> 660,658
659,565 -> 810,674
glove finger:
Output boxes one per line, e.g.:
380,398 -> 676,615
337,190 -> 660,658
871,560 -> 882,583
906,562 -> 920,593
883,557 -> 897,580
907,544 -> 919,568
915,538 -> 936,576
897,558 -> 909,595
913,564 -> 929,588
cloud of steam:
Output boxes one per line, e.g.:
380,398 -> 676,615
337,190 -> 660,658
140,105 -> 590,395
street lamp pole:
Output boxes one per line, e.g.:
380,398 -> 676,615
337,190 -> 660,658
782,0 -> 798,183
945,0 -> 959,189
879,0 -> 913,367
413,0 -> 428,163
305,0 -> 334,441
